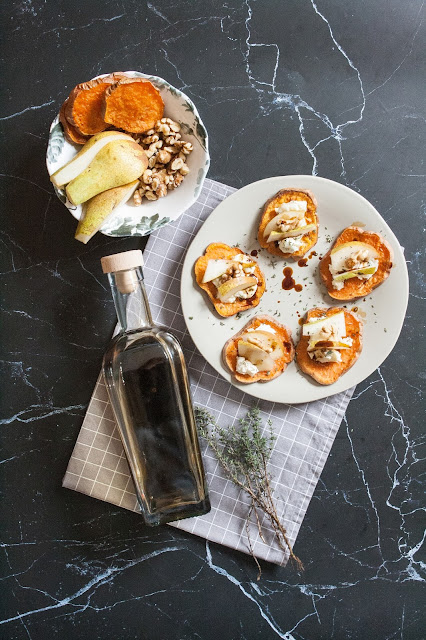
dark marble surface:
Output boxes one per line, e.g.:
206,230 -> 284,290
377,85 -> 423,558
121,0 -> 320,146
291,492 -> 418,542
1,1 -> 425,638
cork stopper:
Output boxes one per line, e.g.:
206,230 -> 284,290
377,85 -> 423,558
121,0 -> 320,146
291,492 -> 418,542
101,250 -> 144,274
101,250 -> 144,294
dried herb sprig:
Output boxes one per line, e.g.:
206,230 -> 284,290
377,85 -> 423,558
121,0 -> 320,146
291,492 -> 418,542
195,407 -> 303,578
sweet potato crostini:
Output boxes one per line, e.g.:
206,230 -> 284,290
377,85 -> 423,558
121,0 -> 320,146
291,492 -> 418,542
320,226 -> 393,300
194,243 -> 266,317
223,315 -> 294,384
258,188 -> 318,258
296,307 -> 363,385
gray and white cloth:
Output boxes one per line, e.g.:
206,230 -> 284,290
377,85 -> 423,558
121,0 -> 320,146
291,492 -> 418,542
63,178 -> 354,566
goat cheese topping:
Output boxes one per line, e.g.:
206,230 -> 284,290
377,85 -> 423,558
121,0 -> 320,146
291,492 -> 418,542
233,253 -> 256,274
278,236 -> 304,253
236,356 -> 259,377
247,323 -> 276,334
309,349 -> 342,363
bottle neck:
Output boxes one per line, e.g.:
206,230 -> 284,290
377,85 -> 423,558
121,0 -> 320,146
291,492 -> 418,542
108,266 -> 153,333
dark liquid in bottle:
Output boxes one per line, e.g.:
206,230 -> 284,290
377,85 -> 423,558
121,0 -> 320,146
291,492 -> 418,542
105,330 -> 209,525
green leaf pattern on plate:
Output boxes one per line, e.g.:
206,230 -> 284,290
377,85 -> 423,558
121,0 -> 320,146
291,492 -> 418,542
47,123 -> 65,164
53,185 -> 67,204
108,213 -> 172,237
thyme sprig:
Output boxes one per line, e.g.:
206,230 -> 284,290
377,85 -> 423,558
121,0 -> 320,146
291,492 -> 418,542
195,407 -> 303,578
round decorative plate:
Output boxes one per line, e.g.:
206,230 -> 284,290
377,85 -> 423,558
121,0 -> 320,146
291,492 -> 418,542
46,71 -> 210,237
181,175 -> 409,404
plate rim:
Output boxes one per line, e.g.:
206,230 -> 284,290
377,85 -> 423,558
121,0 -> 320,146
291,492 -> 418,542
180,174 -> 409,404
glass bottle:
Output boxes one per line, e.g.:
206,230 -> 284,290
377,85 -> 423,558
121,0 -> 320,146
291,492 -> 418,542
101,250 -> 210,526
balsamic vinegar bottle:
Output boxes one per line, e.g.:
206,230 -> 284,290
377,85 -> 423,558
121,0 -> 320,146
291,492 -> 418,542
101,250 -> 210,525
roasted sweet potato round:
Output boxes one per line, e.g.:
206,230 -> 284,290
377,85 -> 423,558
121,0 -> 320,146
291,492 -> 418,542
258,188 -> 318,258
102,78 -> 164,133
223,315 -> 295,384
59,99 -> 90,145
65,76 -> 119,136
319,227 -> 393,300
296,307 -> 363,385
194,243 -> 266,317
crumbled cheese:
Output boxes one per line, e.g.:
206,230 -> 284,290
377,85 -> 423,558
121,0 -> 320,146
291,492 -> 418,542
234,254 -> 251,264
332,278 -> 345,291
247,323 -> 276,334
236,356 -> 259,376
309,349 -> 342,363
275,200 -> 307,214
278,236 -> 304,253
234,284 -> 257,300
234,254 -> 256,274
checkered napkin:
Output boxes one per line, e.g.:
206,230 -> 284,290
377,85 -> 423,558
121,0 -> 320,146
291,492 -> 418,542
63,178 -> 354,566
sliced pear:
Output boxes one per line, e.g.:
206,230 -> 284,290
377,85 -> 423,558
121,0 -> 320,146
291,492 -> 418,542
50,131 -> 135,187
202,259 -> 234,283
237,341 -> 275,372
267,223 -> 316,243
66,140 -> 147,205
330,241 -> 379,273
333,265 -> 377,281
216,276 -> 257,302
330,241 -> 378,256
241,330 -> 284,361
302,312 -> 346,339
75,180 -> 139,244
307,339 -> 351,351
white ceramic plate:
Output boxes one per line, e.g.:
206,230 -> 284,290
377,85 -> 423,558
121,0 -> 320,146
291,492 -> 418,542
181,175 -> 408,404
46,71 -> 210,237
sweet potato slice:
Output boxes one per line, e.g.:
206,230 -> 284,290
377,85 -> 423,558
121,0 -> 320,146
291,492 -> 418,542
103,78 -> 164,133
223,315 -> 295,384
258,188 -> 318,258
319,227 -> 393,300
194,243 -> 266,318
65,76 -> 120,136
59,99 -> 90,145
296,307 -> 363,385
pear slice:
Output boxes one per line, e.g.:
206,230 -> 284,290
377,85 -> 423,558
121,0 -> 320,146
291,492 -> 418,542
267,223 -> 316,243
307,339 -> 351,351
50,131 -> 135,187
66,140 -> 147,205
216,276 -> 257,302
237,341 -> 275,372
330,240 -> 378,256
240,330 -> 284,361
202,259 -> 235,283
330,241 -> 379,273
302,312 -> 346,339
75,180 -> 139,244
333,265 -> 377,281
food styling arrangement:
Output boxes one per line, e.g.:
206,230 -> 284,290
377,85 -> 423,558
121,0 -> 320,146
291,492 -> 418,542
47,71 -> 407,573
